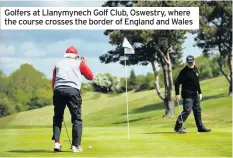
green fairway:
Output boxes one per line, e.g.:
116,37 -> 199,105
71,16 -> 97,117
0,127 -> 231,157
0,76 -> 232,157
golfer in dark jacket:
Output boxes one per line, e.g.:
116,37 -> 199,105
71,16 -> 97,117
51,46 -> 94,152
174,55 -> 211,134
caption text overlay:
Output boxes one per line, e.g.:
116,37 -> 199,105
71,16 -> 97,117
0,7 -> 199,30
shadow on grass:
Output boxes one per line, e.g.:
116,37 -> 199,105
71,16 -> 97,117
112,115 -> 166,125
0,125 -> 52,129
112,118 -> 148,124
120,102 -> 164,116
131,103 -> 164,114
114,93 -> 227,125
123,94 -> 227,114
141,132 -> 176,135
8,150 -> 70,153
202,93 -> 227,101
141,131 -> 196,134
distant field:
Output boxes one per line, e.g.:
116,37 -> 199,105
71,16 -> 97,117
0,76 -> 232,157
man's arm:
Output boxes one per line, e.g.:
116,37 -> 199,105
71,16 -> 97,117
80,62 -> 94,80
195,67 -> 202,94
197,83 -> 202,94
175,70 -> 184,95
52,67 -> 56,90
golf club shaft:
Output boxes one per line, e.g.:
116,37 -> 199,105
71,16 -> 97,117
63,121 -> 72,147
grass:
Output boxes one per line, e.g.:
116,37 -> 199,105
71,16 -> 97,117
0,76 -> 232,157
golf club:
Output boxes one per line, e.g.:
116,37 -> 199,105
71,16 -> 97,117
63,121 -> 72,148
64,121 -> 92,150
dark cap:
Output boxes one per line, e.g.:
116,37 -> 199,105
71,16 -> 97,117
186,55 -> 195,63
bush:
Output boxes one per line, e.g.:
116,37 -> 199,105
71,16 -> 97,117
0,94 -> 15,117
15,103 -> 24,112
195,54 -> 222,80
118,78 -> 127,93
92,73 -> 120,93
136,75 -> 149,91
128,69 -> 137,90
80,82 -> 94,94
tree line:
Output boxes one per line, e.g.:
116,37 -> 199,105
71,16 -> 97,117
0,64 -> 53,117
0,54 -> 228,117
100,0 -> 232,117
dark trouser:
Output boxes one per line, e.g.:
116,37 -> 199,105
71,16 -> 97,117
174,94 -> 204,130
51,87 -> 82,147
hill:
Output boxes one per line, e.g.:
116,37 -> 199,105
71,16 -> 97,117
0,76 -> 231,157
0,76 -> 231,128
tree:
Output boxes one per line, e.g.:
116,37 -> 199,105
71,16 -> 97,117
102,0 -> 136,7
0,64 -> 54,117
3,63 -> 52,111
0,70 -> 6,94
128,69 -> 137,90
0,94 -> 14,117
100,1 -> 187,117
136,75 -> 150,91
194,54 -> 222,80
212,54 -> 225,77
194,1 -> 232,95
145,72 -> 156,90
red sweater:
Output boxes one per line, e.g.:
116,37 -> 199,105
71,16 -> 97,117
52,61 -> 93,90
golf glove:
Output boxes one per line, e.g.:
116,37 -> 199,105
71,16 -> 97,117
199,94 -> 202,101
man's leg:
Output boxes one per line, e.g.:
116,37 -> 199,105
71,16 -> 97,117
193,95 -> 211,132
66,88 -> 83,148
174,98 -> 193,131
52,89 -> 66,142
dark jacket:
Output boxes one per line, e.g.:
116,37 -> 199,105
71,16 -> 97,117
175,66 -> 202,98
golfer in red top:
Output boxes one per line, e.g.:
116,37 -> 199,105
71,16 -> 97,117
51,46 -> 93,152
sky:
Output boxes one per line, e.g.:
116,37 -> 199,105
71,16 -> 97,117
0,1 -> 203,79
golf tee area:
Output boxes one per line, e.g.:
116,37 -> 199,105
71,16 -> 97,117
0,76 -> 232,157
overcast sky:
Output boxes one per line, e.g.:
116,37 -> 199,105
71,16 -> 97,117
0,1 -> 203,79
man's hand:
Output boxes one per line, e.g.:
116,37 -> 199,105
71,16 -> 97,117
81,57 -> 87,64
175,95 -> 181,101
80,58 -> 93,80
199,94 -> 202,101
